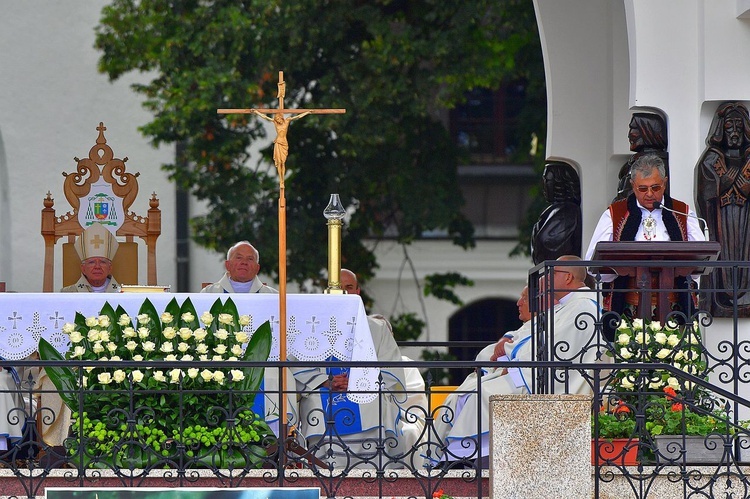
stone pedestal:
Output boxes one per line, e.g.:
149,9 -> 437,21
490,394 -> 592,499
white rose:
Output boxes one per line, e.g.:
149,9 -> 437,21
684,350 -> 697,361
200,369 -> 213,382
160,343 -> 174,353
667,377 -> 681,390
97,372 -> 113,385
199,355 -> 209,361
98,331 -> 110,343
616,319 -> 629,331
153,371 -> 166,382
87,330 -> 101,342
682,364 -> 696,374
617,333 -> 630,346
213,344 -> 227,355
218,314 -> 234,326
654,332 -> 667,345
132,355 -> 144,362
137,314 -> 151,325
137,327 -> 150,339
194,328 -> 207,341
179,328 -> 193,341
142,341 -> 156,352
667,334 -> 680,347
239,315 -> 250,327
69,331 -> 83,344
619,348 -> 633,360
165,354 -> 178,361
196,344 -> 209,355
689,334 -> 700,345
632,318 -> 644,330
227,356 -> 238,361
84,366 -> 94,373
98,315 -> 111,328
674,350 -> 685,361
160,312 -> 174,324
62,322 -> 76,334
181,312 -> 195,323
231,345 -> 243,357
230,369 -> 245,382
235,331 -> 249,344
118,314 -> 131,326
131,370 -> 144,383
212,355 -> 223,361
181,354 -> 194,361
200,312 -> 213,325
85,317 -> 99,327
169,368 -> 182,383
634,332 -> 650,344
212,371 -> 225,384
126,341 -> 138,351
178,342 -> 189,353
122,327 -> 136,338
163,327 -> 177,340
82,377 -> 88,388
619,377 -> 635,390
649,321 -> 662,332
106,342 -> 117,353
655,348 -> 672,359
187,368 -> 199,379
72,346 -> 86,358
110,355 -> 121,361
92,342 -> 105,354
113,369 -> 126,383
215,328 -> 229,341
649,380 -> 664,389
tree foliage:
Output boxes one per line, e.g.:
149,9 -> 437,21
95,0 -> 544,286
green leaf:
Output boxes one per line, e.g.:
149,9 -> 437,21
222,296 -> 240,331
37,338 -> 78,410
138,298 -> 162,337
179,298 -> 199,329
239,320 -> 272,394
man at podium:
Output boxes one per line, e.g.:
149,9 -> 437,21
585,154 -> 705,320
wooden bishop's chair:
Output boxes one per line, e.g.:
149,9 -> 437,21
41,122 -> 161,292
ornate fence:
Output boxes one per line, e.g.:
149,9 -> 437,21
0,259 -> 748,498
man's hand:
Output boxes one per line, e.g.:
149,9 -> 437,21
322,373 -> 349,391
490,336 -> 514,362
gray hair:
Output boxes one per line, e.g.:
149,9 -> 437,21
226,241 -> 259,262
629,154 -> 666,180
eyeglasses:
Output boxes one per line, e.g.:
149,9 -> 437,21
82,258 -> 110,267
634,184 -> 664,194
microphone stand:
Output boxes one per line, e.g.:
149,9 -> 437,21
653,201 -> 710,240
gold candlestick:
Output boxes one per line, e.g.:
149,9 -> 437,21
324,193 -> 346,294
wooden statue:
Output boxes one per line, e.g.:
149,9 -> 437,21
614,112 -> 669,202
530,161 -> 582,264
695,101 -> 750,317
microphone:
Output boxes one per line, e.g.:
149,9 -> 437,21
653,201 -> 710,240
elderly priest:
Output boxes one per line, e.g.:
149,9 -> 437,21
60,222 -> 121,293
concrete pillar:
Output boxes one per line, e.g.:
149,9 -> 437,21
490,394 -> 592,499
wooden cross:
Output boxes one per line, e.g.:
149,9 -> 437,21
217,71 -> 345,437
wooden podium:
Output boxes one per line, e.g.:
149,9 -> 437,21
591,241 -> 720,320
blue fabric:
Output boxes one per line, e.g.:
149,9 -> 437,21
320,362 -> 363,436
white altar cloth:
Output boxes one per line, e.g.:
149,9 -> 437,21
0,293 -> 378,403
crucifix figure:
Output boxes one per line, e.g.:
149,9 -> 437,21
218,71 -> 345,191
217,71 -> 346,445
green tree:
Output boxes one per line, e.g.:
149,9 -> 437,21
95,0 -> 544,287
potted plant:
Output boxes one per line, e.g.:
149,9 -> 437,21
592,405 -> 639,466
39,296 -> 274,469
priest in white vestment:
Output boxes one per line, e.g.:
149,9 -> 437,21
434,256 -> 601,463
292,270 -> 407,469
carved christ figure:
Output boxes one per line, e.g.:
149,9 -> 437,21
251,109 -> 311,177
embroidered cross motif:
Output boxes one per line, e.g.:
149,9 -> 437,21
49,311 -> 65,329
7,311 -> 22,329
90,234 -> 105,249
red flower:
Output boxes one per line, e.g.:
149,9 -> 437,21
613,401 -> 631,414
671,403 -> 684,412
663,386 -> 677,400
433,490 -> 445,499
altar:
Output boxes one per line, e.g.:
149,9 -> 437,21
0,293 -> 379,402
